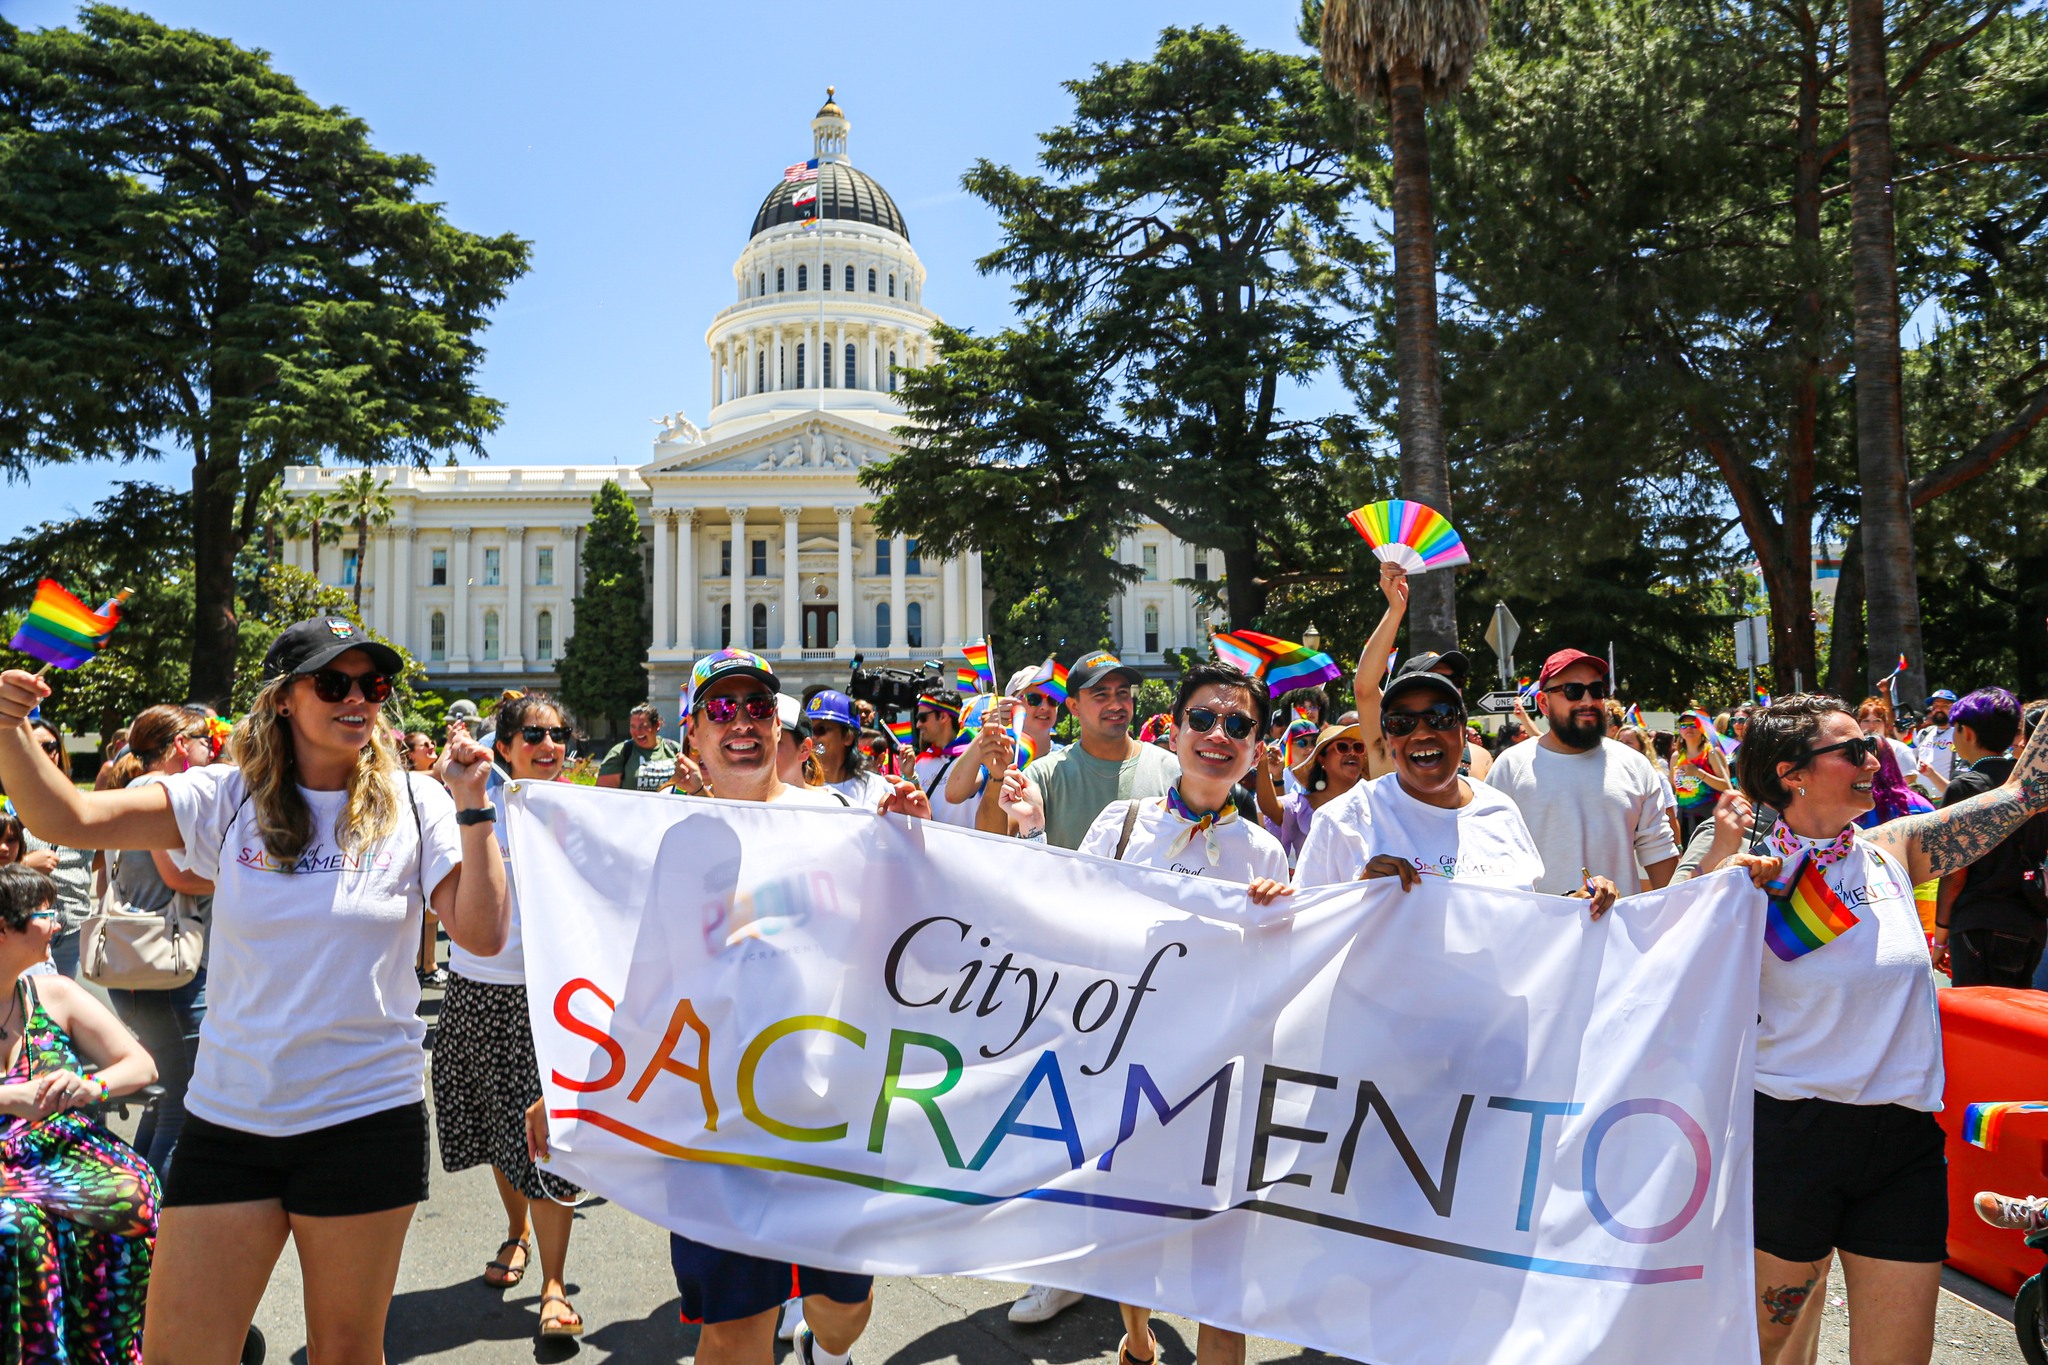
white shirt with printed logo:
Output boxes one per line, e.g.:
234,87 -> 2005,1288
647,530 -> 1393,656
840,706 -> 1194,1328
161,764 -> 462,1136
1078,797 -> 1290,886
1292,772 -> 1545,891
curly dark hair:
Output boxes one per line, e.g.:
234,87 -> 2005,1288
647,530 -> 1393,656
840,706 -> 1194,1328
1737,694 -> 1857,811
0,864 -> 58,933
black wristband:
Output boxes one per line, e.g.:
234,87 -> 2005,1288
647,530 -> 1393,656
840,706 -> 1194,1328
456,806 -> 497,827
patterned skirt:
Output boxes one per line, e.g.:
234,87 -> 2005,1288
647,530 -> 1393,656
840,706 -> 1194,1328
430,974 -> 581,1203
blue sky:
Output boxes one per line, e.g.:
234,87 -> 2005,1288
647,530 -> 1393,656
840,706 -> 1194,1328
7,0 -> 1348,540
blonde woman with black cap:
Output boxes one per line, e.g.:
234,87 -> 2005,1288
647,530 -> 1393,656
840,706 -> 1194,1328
0,616 -> 508,1364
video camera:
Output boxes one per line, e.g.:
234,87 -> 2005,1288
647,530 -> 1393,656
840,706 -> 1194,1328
846,653 -> 944,718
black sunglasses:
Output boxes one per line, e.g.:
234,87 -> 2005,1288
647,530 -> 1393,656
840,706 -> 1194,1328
1182,707 -> 1257,740
698,693 -> 777,724
301,668 -> 393,704
1541,680 -> 1611,701
1383,704 -> 1466,737
1802,735 -> 1881,767
36,738 -> 60,756
519,726 -> 571,745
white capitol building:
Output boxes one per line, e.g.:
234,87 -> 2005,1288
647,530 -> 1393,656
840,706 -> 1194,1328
282,94 -> 1220,711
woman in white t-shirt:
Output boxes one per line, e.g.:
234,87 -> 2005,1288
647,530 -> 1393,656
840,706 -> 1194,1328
1294,664 -> 1620,913
1703,695 -> 2048,1365
0,618 -> 508,1363
430,690 -> 587,1338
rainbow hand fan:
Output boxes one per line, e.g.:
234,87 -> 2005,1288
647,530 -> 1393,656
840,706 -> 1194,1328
1346,500 -> 1472,574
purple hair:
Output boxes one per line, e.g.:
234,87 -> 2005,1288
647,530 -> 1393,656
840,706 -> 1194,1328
1864,741 -> 1928,825
1951,687 -> 2020,751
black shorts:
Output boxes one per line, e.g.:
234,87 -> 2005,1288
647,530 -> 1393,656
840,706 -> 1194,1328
164,1101 -> 431,1217
669,1233 -> 873,1325
1752,1093 -> 1948,1263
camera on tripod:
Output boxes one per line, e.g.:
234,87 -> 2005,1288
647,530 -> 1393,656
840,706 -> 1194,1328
846,654 -> 943,718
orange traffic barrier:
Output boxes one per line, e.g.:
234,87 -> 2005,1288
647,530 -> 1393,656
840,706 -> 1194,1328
1938,986 -> 2048,1295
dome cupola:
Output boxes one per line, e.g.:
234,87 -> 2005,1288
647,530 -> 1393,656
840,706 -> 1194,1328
749,89 -> 908,241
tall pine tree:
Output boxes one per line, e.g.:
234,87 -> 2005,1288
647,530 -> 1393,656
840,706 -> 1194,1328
557,481 -> 649,737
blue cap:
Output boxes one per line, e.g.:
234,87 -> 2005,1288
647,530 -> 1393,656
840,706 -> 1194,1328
804,689 -> 858,730
1930,689 -> 1958,702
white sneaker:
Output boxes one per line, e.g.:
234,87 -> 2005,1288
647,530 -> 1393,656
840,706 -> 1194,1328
777,1296 -> 806,1341
1007,1284 -> 1084,1324
1975,1190 -> 2048,1233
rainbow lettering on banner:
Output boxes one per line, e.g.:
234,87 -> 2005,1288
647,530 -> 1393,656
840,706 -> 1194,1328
962,640 -> 994,693
1763,859 -> 1860,962
8,579 -> 124,670
1345,499 -> 1473,574
1211,630 -> 1342,699
1962,1101 -> 2048,1151
1028,657 -> 1069,706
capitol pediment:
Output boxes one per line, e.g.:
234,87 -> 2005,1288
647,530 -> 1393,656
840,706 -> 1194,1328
641,412 -> 899,480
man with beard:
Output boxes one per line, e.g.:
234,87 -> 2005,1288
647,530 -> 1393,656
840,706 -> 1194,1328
1913,688 -> 1959,798
1483,648 -> 1679,897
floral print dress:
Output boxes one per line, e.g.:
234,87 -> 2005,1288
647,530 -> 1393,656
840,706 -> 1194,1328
0,977 -> 159,1362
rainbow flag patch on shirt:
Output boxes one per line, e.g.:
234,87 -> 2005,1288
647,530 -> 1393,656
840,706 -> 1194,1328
1763,858 -> 1860,962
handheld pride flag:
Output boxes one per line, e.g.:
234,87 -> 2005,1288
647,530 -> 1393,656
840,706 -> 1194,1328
1345,500 -> 1472,574
1763,858 -> 1861,962
1753,681 -> 1772,706
962,639 -> 995,693
887,719 -> 915,747
954,666 -> 981,694
1962,1101 -> 2048,1151
1027,657 -> 1069,707
1622,703 -> 1642,728
1211,630 -> 1342,699
9,580 -> 129,672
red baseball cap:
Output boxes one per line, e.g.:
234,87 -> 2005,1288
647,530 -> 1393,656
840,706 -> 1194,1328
1537,648 -> 1610,686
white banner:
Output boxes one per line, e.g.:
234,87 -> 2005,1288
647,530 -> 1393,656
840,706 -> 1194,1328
506,782 -> 1765,1365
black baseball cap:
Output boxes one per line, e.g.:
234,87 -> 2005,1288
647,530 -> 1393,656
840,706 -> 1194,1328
1404,649 -> 1471,688
261,617 -> 403,683
1068,650 -> 1144,693
1381,658 -> 1466,713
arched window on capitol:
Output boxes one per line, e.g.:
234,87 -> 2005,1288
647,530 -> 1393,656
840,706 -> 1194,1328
798,264 -> 808,291
751,603 -> 769,650
482,609 -> 501,662
796,343 -> 806,389
844,265 -> 854,291
720,603 -> 732,647
888,273 -> 896,297
906,601 -> 923,649
888,352 -> 897,392
777,267 -> 786,292
875,600 -> 890,643
535,610 -> 553,660
823,262 -> 832,290
429,612 -> 446,662
867,268 -> 877,293
844,343 -> 856,388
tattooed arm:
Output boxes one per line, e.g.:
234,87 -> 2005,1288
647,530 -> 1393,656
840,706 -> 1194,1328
1869,725 -> 2048,882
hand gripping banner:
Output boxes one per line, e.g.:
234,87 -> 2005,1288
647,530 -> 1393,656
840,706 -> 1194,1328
506,783 -> 1765,1365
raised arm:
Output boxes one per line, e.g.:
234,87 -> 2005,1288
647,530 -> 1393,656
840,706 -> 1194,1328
1353,563 -> 1409,740
1872,723 -> 2048,883
429,735 -> 512,958
0,671 -> 182,851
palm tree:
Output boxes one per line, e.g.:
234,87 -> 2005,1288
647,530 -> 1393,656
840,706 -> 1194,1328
281,490 -> 345,579
1319,0 -> 1488,654
330,470 -> 395,610
1846,0 -> 1925,703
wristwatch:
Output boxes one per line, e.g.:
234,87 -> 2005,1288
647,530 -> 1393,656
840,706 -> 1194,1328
456,807 -> 497,827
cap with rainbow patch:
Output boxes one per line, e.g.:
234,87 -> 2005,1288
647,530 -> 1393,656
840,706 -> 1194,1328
690,648 -> 779,701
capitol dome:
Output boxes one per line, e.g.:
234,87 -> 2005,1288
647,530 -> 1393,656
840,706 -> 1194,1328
751,162 -> 908,241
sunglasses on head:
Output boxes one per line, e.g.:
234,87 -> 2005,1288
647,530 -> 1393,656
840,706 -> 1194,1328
519,725 -> 571,745
1542,680 -> 1611,701
1802,734 -> 1881,766
300,668 -> 393,705
1181,707 -> 1257,740
1383,704 -> 1466,737
697,692 -> 777,725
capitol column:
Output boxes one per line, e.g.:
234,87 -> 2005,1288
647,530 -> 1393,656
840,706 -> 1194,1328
941,557 -> 963,653
780,506 -> 803,657
834,506 -> 856,659
504,526 -> 526,669
558,526 -> 579,644
835,322 -> 846,388
965,550 -> 985,644
391,527 -> 415,654
450,527 -> 473,672
675,509 -> 697,656
727,506 -> 748,648
889,535 -> 907,659
651,510 -> 673,653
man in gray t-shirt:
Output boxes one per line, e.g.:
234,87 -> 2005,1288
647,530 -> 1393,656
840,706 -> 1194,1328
981,650 -> 1180,850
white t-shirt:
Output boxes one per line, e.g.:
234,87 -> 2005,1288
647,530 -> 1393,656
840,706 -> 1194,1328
448,782 -> 524,986
1483,738 -> 1681,896
769,782 -> 851,808
1079,797 -> 1290,886
1909,727 -> 1953,793
1292,773 -> 1545,891
161,764 -> 462,1136
827,770 -> 895,811
914,751 -> 978,829
1755,837 -> 1943,1110
1654,771 -> 1678,815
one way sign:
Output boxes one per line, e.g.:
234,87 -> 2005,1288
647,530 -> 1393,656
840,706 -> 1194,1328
1478,692 -> 1526,713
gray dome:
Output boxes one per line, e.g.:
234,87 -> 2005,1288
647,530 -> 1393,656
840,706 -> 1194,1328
751,162 -> 908,242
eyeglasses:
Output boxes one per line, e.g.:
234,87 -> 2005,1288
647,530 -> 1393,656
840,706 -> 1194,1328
1182,707 -> 1257,740
1802,735 -> 1881,767
1024,692 -> 1056,708
301,669 -> 393,704
1383,705 -> 1466,737
519,726 -> 571,745
1541,681 -> 1611,701
28,909 -> 58,923
697,693 -> 777,725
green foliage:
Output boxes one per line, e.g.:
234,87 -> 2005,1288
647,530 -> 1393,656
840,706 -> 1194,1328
556,481 -> 649,736
865,26 -> 1381,636
981,541 -> 1112,667
229,564 -> 425,717
0,6 -> 530,702
1133,679 -> 1178,733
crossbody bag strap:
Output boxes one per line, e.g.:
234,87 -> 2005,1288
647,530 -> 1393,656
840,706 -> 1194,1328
924,756 -> 958,797
1113,799 -> 1140,861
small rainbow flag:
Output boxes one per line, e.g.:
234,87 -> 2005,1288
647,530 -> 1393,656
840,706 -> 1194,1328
1284,718 -> 1319,766
1753,682 -> 1772,706
1623,703 -> 1642,728
8,580 -> 126,671
1962,1102 -> 2048,1151
1212,630 -> 1341,698
954,666 -> 980,694
886,719 -> 914,746
1764,858 -> 1860,962
1028,657 -> 1069,706
1896,652 -> 1910,675
1345,499 -> 1472,574
962,639 -> 994,693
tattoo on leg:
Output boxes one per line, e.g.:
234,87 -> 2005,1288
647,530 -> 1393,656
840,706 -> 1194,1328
1761,1276 -> 1817,1327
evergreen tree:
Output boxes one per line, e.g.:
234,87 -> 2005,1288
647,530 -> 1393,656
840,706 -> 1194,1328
557,481 -> 649,735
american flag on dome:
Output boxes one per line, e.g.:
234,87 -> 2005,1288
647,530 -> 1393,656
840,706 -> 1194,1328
783,159 -> 819,182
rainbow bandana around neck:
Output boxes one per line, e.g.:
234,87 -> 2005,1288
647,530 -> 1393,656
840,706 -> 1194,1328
1760,823 -> 1861,962
1163,785 -> 1238,866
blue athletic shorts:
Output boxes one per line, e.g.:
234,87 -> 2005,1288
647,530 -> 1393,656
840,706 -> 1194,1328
668,1232 -> 874,1325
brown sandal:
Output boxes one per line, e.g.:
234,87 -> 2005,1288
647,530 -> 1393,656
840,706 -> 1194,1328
1118,1333 -> 1155,1365
483,1237 -> 531,1288
539,1292 -> 585,1338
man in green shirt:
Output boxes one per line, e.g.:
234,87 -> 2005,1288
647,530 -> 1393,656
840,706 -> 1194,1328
597,702 -> 681,791
979,650 -> 1179,850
